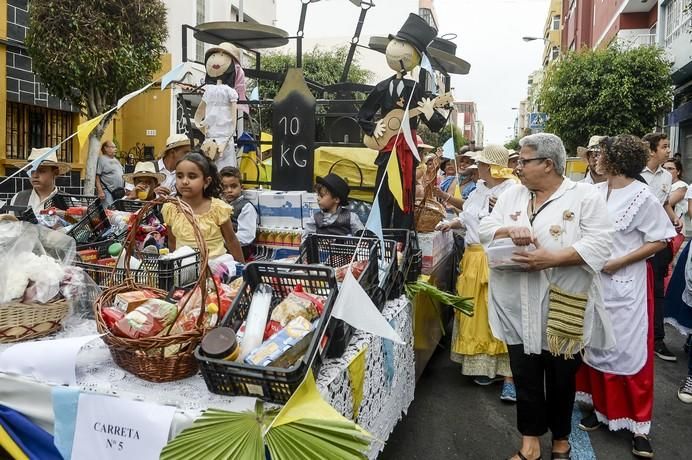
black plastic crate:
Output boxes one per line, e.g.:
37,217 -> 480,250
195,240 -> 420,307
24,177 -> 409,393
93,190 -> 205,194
408,232 -> 422,282
382,229 -> 412,299
47,194 -> 98,210
75,247 -> 200,291
67,200 -> 113,244
195,262 -> 338,404
76,238 -> 115,260
298,234 -> 381,358
110,199 -> 146,213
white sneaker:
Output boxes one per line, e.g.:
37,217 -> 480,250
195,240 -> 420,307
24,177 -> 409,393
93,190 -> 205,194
678,376 -> 692,404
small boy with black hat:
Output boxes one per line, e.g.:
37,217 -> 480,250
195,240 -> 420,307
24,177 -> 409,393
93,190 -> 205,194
302,173 -> 364,242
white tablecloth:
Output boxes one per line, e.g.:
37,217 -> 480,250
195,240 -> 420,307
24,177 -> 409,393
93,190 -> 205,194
0,296 -> 414,459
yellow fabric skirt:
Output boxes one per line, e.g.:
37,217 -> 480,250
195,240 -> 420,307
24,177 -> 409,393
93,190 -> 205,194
451,245 -> 508,358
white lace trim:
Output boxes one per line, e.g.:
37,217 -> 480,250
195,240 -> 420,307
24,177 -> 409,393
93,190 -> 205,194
575,392 -> 651,434
612,183 -> 649,231
664,317 -> 692,336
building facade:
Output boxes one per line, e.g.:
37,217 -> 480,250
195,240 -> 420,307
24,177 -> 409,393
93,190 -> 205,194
661,0 -> 692,164
453,101 -> 477,142
542,0 -> 563,67
561,0 -> 593,52
0,0 -> 83,199
592,0 -> 658,49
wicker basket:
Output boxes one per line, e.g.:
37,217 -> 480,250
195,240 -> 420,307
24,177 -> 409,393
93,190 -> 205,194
0,299 -> 70,343
414,156 -> 447,233
94,197 -> 215,382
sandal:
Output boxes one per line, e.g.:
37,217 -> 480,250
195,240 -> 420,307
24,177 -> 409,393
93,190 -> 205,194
551,446 -> 571,459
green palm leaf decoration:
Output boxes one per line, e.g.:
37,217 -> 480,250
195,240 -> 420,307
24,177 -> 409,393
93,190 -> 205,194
405,279 -> 474,316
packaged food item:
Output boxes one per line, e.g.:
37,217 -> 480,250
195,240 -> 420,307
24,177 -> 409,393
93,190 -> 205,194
113,290 -> 159,312
77,249 -> 98,263
238,283 -> 273,360
335,260 -> 368,282
244,316 -> 315,367
94,258 -> 117,268
269,285 -> 324,327
112,299 -> 178,339
101,307 -> 125,330
200,327 -> 239,361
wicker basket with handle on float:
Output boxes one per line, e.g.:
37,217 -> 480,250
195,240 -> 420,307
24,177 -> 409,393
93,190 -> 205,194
414,156 -> 446,233
93,196 -> 217,382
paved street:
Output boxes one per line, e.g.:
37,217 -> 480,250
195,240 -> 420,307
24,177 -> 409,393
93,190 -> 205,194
380,323 -> 690,459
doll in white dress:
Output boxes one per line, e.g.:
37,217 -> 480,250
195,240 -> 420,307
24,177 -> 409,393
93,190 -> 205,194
194,42 -> 241,169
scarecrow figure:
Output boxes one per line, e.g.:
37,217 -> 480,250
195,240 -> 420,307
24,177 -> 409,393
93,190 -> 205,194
358,13 -> 446,229
194,42 -> 246,169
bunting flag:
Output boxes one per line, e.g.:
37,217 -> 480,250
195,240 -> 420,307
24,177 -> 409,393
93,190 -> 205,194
453,181 -> 462,200
420,53 -> 434,77
160,62 -> 186,90
76,113 -> 107,149
331,271 -> 404,344
117,82 -> 154,109
386,146 -> 405,211
346,347 -> 368,420
249,86 -> 260,101
442,137 -> 455,160
401,109 -> 420,162
365,196 -> 385,262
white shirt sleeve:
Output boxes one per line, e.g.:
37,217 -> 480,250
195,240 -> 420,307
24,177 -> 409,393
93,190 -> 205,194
235,203 -> 258,246
570,185 -> 614,273
632,194 -> 677,243
302,214 -> 317,243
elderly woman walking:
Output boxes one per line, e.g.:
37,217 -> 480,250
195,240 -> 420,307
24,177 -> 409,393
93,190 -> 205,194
479,133 -> 614,460
576,135 -> 676,458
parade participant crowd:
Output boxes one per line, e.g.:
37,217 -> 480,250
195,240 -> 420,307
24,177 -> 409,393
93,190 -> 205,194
5,127 -> 692,460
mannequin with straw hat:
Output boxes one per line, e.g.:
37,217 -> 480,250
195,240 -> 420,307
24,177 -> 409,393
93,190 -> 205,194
9,148 -> 70,216
194,42 -> 242,170
439,145 -> 519,401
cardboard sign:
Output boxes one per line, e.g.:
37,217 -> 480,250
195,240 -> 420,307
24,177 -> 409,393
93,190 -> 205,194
71,393 -> 175,460
271,68 -> 316,191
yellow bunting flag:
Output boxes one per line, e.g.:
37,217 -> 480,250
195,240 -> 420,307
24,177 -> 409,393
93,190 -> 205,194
270,369 -> 348,429
387,146 -> 404,210
347,346 -> 368,420
453,181 -> 462,200
76,113 -> 107,148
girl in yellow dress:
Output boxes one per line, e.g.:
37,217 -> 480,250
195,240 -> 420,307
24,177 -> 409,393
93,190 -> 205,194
162,152 -> 244,262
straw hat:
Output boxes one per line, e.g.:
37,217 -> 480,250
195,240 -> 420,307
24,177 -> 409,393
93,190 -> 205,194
577,135 -> 606,160
159,133 -> 191,159
508,149 -> 519,159
473,145 -> 510,168
27,148 -> 71,174
416,134 -> 434,151
123,161 -> 166,186
205,42 -> 241,63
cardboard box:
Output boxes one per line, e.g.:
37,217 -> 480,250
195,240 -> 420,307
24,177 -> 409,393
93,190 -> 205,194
301,191 -> 320,228
113,290 -> 159,313
258,191 -> 303,228
418,230 -> 454,274
242,189 -> 260,210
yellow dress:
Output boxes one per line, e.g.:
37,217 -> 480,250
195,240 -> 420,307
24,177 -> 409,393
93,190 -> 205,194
451,245 -> 511,377
162,198 -> 232,258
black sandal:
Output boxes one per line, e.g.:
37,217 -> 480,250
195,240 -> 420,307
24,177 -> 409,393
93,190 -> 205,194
551,446 -> 571,459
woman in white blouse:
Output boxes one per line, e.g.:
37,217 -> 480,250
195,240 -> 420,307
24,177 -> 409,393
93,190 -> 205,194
575,135 -> 676,459
479,133 -> 614,460
439,145 -> 518,401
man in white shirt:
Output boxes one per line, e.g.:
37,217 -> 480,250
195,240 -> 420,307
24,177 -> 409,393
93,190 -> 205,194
642,132 -> 680,362
577,135 -> 607,184
9,148 -> 70,216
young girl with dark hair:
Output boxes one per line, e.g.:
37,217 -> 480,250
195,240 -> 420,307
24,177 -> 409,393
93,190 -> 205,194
161,152 -> 244,262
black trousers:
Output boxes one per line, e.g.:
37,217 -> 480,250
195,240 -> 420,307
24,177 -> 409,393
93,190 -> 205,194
650,244 -> 673,342
507,345 -> 582,439
374,152 -> 414,230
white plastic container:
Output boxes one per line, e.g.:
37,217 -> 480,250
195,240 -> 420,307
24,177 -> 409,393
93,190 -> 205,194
238,283 -> 273,360
486,238 -> 536,271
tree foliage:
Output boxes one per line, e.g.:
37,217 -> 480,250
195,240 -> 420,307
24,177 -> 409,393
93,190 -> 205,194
25,0 -> 168,192
417,123 -> 467,151
538,45 -> 672,154
504,138 -> 520,151
254,46 -> 373,100
26,0 -> 168,119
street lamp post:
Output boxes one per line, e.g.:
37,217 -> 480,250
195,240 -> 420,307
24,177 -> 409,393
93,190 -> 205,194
522,36 -> 548,42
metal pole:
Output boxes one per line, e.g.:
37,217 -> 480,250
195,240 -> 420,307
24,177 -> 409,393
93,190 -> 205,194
340,5 -> 370,82
238,0 -> 244,22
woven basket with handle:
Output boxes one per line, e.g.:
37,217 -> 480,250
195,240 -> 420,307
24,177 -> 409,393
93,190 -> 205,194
414,158 -> 446,233
94,197 -> 215,382
0,299 -> 70,343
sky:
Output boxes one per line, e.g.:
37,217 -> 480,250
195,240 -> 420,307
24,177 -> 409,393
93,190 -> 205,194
275,0 -> 551,144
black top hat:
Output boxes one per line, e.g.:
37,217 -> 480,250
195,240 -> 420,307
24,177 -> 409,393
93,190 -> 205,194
316,173 -> 350,206
388,13 -> 438,55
